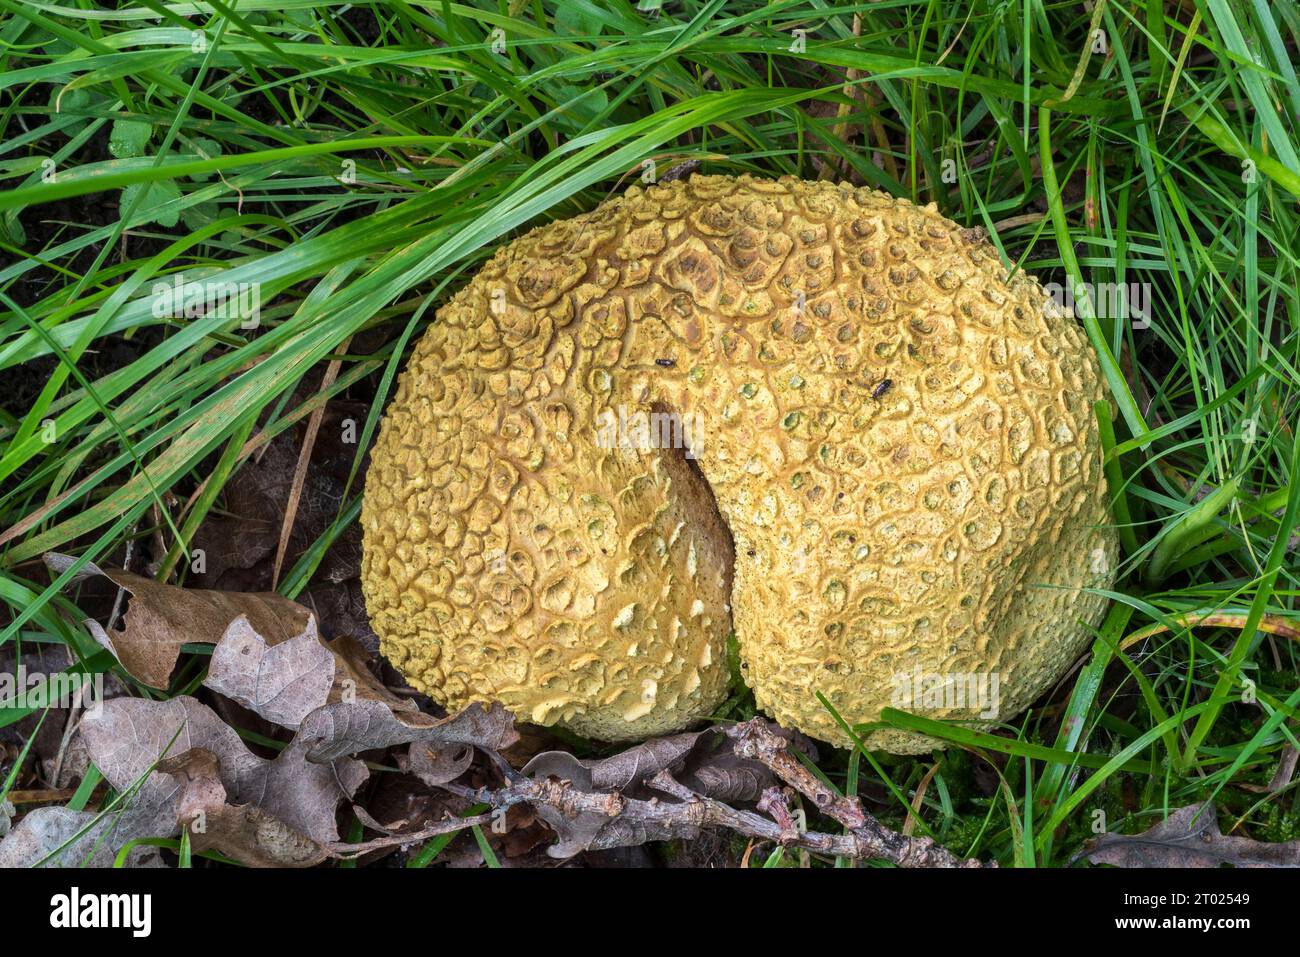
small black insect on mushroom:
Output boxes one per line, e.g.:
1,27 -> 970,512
872,378 -> 893,399
655,357 -> 676,367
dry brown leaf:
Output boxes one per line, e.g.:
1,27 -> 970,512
408,741 -> 475,787
160,748 -> 330,867
205,616 -> 333,728
297,698 -> 518,765
680,751 -> 775,804
523,732 -> 703,795
204,615 -> 413,730
1080,802 -> 1300,867
1240,746 -> 1300,795
522,727 -> 783,802
85,695 -> 366,845
0,804 -> 168,868
0,694 -> 367,867
45,553 -> 310,689
205,616 -> 501,790
0,695 -> 244,867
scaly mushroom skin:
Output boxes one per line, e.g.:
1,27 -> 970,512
361,175 -> 1117,751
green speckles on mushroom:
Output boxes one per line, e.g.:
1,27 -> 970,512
823,580 -> 847,612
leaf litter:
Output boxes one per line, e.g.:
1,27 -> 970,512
1078,802 -> 1300,868
9,557 -> 1298,868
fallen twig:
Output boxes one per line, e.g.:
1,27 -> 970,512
454,717 -> 989,867
725,718 -> 986,868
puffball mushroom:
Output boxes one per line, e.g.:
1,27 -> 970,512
361,174 -> 1118,752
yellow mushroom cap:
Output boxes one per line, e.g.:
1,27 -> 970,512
361,174 -> 1117,750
